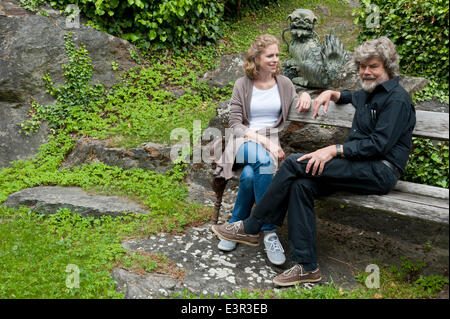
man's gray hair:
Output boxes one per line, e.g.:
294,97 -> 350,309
353,37 -> 400,78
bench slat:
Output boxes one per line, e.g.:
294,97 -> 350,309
387,190 -> 448,209
394,181 -> 449,200
287,101 -> 449,140
323,191 -> 449,224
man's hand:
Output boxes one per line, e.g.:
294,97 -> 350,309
312,90 -> 341,119
295,92 -> 311,113
296,145 -> 337,175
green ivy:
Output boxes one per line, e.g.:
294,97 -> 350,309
18,0 -> 46,11
20,32 -> 105,134
64,48 -> 227,148
403,138 -> 449,188
413,79 -> 449,105
48,0 -> 225,49
353,0 -> 449,96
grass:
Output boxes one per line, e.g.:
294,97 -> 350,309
0,204 -> 209,298
0,206 -> 124,298
0,135 -> 211,298
65,50 -> 228,149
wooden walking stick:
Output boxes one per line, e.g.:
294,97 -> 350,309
210,176 -> 228,224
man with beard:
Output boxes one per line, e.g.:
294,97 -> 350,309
211,37 -> 416,286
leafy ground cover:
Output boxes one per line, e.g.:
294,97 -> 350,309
1,0 -> 448,299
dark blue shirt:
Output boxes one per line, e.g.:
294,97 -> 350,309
337,77 -> 416,173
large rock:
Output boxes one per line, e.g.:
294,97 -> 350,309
111,268 -> 183,299
61,137 -> 217,190
118,222 -> 283,298
206,99 -> 231,136
280,122 -> 349,155
61,138 -> 173,174
201,53 -> 245,89
0,0 -> 139,168
5,186 -> 148,217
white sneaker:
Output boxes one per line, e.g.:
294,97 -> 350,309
264,233 -> 286,265
218,238 -> 237,251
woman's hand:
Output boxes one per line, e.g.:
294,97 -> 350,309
266,140 -> 285,161
244,130 -> 285,161
295,92 -> 312,113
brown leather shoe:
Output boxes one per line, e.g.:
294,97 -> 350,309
273,264 -> 322,286
211,221 -> 260,246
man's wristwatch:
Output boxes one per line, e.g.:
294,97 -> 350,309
336,144 -> 342,158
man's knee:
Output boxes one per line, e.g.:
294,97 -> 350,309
285,153 -> 306,164
292,178 -> 315,189
291,178 -> 319,198
286,154 -> 298,162
279,153 -> 305,172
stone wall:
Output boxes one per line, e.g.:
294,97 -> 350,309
0,0 -> 138,167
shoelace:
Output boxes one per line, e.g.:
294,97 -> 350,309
225,221 -> 241,233
265,236 -> 285,253
282,264 -> 304,276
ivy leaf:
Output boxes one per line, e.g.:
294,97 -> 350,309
122,33 -> 140,42
148,30 -> 157,41
134,0 -> 145,9
431,153 -> 442,164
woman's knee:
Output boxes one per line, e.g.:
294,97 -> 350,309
239,165 -> 255,185
256,147 -> 272,167
246,142 -> 271,166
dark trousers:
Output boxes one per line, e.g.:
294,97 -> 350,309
251,154 -> 398,265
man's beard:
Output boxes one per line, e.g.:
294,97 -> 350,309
360,72 -> 389,93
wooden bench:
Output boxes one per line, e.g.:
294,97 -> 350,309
287,101 -> 449,225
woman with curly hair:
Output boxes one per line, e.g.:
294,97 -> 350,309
212,34 -> 310,265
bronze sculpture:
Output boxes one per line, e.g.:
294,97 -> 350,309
282,9 -> 349,88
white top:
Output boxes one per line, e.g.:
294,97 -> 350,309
249,84 -> 282,131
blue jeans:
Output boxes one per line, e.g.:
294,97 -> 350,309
229,142 -> 276,233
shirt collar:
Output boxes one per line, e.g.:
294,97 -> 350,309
379,76 -> 399,92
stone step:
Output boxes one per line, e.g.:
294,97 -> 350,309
4,186 -> 148,217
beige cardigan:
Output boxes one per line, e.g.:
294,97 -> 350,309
213,74 -> 298,180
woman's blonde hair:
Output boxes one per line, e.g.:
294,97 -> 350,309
244,34 -> 281,80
